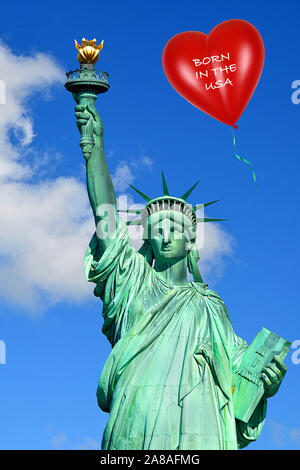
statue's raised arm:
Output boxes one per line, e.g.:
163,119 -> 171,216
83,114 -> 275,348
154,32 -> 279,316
65,38 -> 116,255
74,99 -> 117,253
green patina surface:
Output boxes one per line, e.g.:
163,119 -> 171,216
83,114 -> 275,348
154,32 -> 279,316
65,61 -> 288,450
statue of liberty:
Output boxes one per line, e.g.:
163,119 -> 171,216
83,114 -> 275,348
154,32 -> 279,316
66,39 -> 288,450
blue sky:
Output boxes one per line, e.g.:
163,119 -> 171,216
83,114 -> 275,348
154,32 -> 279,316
0,0 -> 299,450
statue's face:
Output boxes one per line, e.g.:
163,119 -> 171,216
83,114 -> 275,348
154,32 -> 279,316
147,212 -> 193,264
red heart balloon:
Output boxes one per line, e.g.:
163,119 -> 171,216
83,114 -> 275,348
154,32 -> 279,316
162,20 -> 265,127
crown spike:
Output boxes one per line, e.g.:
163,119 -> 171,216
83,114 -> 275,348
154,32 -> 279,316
181,180 -> 200,201
161,171 -> 170,196
128,184 -> 152,202
193,200 -> 220,211
196,217 -> 227,222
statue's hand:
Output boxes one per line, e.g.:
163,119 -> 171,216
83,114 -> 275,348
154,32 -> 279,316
261,355 -> 287,399
74,103 -> 103,146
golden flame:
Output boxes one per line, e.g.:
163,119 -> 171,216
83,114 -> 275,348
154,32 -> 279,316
75,38 -> 104,64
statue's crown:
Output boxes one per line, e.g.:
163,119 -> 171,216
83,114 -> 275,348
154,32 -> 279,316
117,171 -> 226,229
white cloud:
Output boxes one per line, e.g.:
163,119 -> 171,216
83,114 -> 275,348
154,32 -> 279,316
0,42 -> 64,183
139,154 -> 153,169
0,177 -> 94,311
0,43 -> 96,312
269,420 -> 300,448
198,222 -> 234,283
112,161 -> 135,192
50,432 -> 68,449
49,429 -> 99,450
290,428 -> 300,446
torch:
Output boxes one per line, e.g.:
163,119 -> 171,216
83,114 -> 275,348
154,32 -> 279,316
64,38 -> 109,159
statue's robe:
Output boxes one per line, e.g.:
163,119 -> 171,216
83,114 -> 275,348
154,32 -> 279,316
84,218 -> 267,450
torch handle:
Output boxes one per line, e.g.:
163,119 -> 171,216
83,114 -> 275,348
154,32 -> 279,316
75,91 -> 98,160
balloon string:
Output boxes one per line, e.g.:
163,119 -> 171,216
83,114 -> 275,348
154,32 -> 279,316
231,127 -> 257,185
